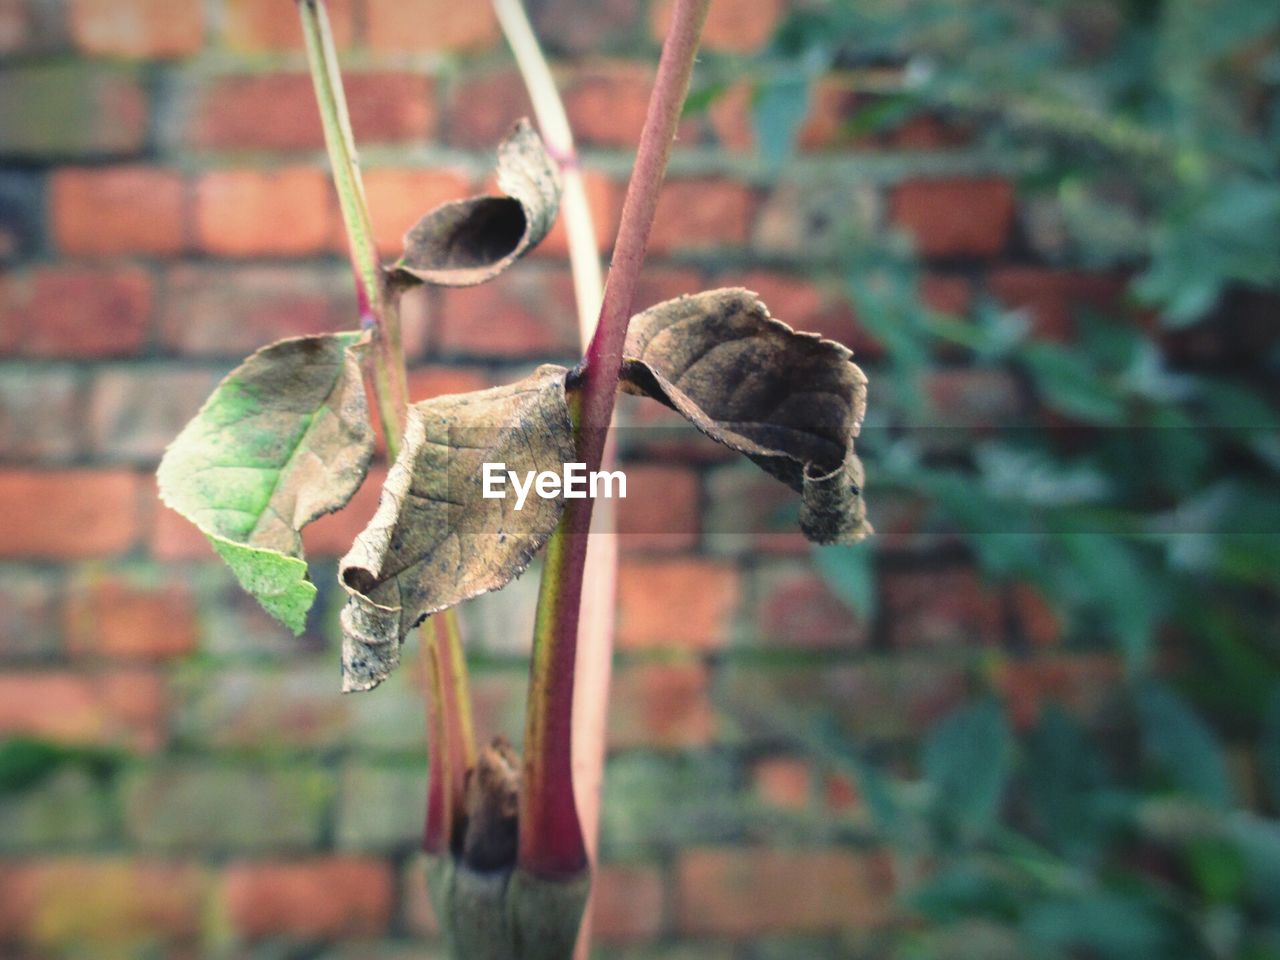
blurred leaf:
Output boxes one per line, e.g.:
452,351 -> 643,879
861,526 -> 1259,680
813,541 -> 876,621
1137,681 -> 1235,810
753,76 -> 812,169
1022,892 -> 1191,960
910,858 -> 1030,923
923,699 -> 1013,841
1263,688 -> 1280,810
1025,706 -> 1109,859
1021,343 -> 1128,425
1058,534 -> 1163,671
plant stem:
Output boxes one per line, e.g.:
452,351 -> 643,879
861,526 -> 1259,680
518,0 -> 712,880
299,0 -> 408,455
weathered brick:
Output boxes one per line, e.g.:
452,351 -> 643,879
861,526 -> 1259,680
336,764 -> 427,851
921,272 -> 973,317
0,858 -> 208,948
890,177 -> 1015,258
172,664 -> 351,751
704,461 -> 806,555
159,264 -> 363,356
562,61 -> 654,148
454,564 -> 539,657
50,166 -> 186,256
536,168 -> 621,259
443,69 -> 534,150
222,0 -> 356,52
1010,581 -> 1061,648
923,368 -> 1024,431
123,765 -> 333,851
648,179 -> 753,254
363,167 -> 472,256
675,847 -> 891,935
0,669 -> 163,750
796,77 -> 870,153
591,863 -> 665,944
609,659 -> 716,749
988,267 -> 1128,341
0,170 -> 43,265
651,0 -> 783,53
753,756 -> 813,811
0,365 -> 81,461
434,267 -> 579,359
405,365 -> 491,403
0,64 -> 147,159
750,561 -> 870,649
753,177 -> 880,259
0,768 -> 110,850
87,366 -> 222,462
195,167 -> 334,257
617,558 -> 739,650
616,463 -> 700,552
529,0 -> 642,55
711,269 -> 873,356
468,668 -> 529,747
150,501 -> 214,561
0,566 -> 62,660
183,562 -> 327,659
366,0 -> 497,53
882,567 -> 1004,649
0,0 -> 69,55
186,73 -> 435,153
0,469 -> 142,558
70,0 -> 203,57
994,654 -> 1123,729
2,265 -> 152,358
64,566 -> 198,661
222,858 -> 394,939
303,465 -> 387,558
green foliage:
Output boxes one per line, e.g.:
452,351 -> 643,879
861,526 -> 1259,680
0,738 -> 122,796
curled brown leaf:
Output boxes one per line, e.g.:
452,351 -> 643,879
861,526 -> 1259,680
339,364 -> 575,691
393,118 -> 561,287
620,288 -> 871,544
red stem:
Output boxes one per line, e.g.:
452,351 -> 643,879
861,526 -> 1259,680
517,0 -> 711,879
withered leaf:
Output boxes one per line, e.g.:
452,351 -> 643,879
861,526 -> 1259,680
620,288 -> 871,544
340,364 -> 575,691
394,118 -> 561,287
157,333 -> 374,633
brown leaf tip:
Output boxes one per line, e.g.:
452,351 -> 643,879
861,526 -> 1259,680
461,736 -> 522,872
394,118 -> 561,287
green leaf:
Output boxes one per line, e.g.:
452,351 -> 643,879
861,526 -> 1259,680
813,541 -> 876,620
753,76 -> 812,169
158,333 -> 374,634
1262,687 -> 1280,810
1024,706 -> 1108,859
1136,681 -> 1235,810
922,699 -> 1013,841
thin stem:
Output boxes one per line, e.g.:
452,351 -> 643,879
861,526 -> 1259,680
518,0 -> 711,880
299,0 -> 407,454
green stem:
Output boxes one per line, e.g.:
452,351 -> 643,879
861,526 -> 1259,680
518,0 -> 712,880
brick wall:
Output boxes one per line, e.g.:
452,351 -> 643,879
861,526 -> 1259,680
0,1 -> 1121,957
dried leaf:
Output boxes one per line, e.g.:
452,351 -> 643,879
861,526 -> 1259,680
394,118 -> 561,287
621,288 -> 871,544
157,333 -> 374,633
340,365 -> 575,691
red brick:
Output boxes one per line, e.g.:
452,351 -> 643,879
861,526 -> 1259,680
631,266 -> 706,313
995,654 -> 1123,730
195,168 -> 334,257
714,269 -> 873,356
616,463 -> 699,552
0,569 -> 61,660
562,61 -> 654,148
988,267 -> 1128,341
70,0 -> 203,58
363,167 -> 473,256
222,0 -> 355,51
921,273 -> 973,316
609,659 -> 716,749
753,756 -> 813,810
406,365 -> 492,402
159,264 -> 368,356
617,558 -> 738,650
0,859 -> 206,946
0,65 -> 149,159
222,858 -> 393,939
435,268 -> 579,358
0,670 -> 164,750
924,368 -> 1024,430
537,168 -> 621,259
1011,582 -> 1061,648
444,69 -> 534,150
890,178 -> 1015,258
797,77 -> 871,152
1,266 -> 151,358
649,179 -> 754,254
88,367 -> 221,462
590,863 -> 665,943
188,73 -> 435,152
366,0 -> 497,53
65,569 -> 198,661
754,565 -> 869,649
651,0 -> 784,52
303,466 -> 387,558
0,469 -> 142,558
891,112 -> 975,149
881,567 -> 1004,649
707,80 -> 755,152
400,859 -> 439,936
0,368 -> 81,461
824,772 -> 861,813
150,502 -> 214,561
50,166 -> 186,256
676,847 -> 892,935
